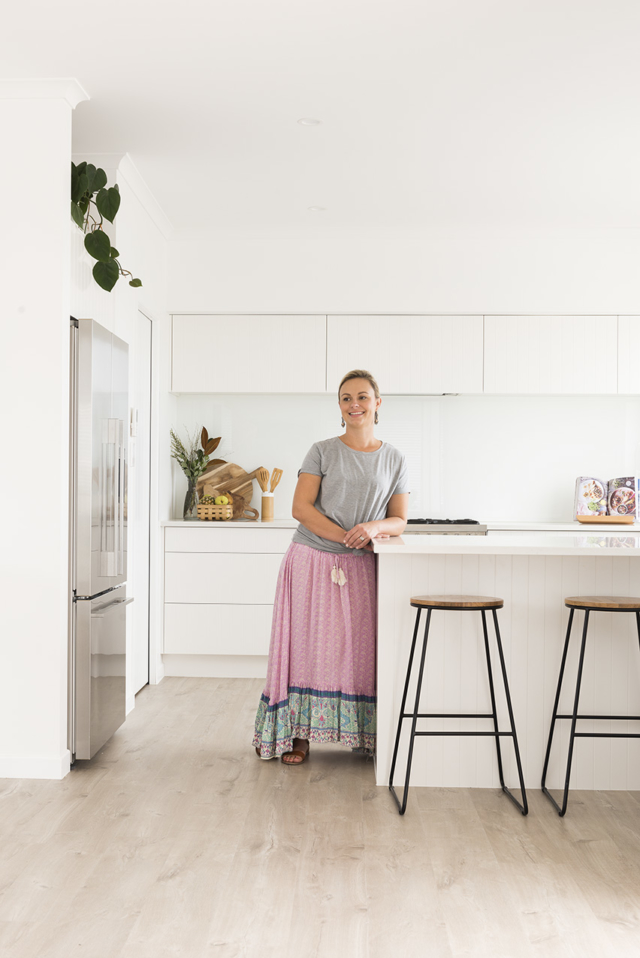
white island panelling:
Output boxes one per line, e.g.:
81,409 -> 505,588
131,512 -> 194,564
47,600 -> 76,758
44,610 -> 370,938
326,315 -> 484,394
484,315 -> 618,393
374,533 -> 640,792
171,314 -> 326,393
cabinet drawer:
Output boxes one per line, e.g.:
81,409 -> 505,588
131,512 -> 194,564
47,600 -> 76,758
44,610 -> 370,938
165,526 -> 294,553
164,603 -> 273,655
165,552 -> 282,604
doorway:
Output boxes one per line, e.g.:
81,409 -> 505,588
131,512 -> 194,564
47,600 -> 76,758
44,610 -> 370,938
130,311 -> 152,693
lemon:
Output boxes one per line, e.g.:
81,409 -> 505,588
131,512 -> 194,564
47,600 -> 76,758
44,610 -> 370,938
214,495 -> 229,505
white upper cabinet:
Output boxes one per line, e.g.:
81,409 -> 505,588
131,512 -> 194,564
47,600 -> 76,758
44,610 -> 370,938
618,317 -> 640,394
171,314 -> 326,392
484,316 -> 618,394
326,315 -> 484,394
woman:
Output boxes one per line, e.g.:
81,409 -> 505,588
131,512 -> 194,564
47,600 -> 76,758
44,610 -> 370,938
252,369 -> 409,764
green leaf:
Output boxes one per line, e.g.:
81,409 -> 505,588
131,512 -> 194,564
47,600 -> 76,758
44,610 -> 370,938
129,278 -> 143,287
92,259 -> 119,292
93,167 -> 107,191
72,172 -> 88,204
110,247 -> 120,258
85,164 -> 97,193
71,201 -> 85,228
96,187 -> 120,223
84,229 -> 112,262
74,161 -> 87,175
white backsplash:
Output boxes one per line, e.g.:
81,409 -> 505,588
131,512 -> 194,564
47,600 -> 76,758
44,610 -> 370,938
171,393 -> 640,522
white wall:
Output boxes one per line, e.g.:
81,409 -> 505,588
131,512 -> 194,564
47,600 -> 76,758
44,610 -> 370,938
166,229 -> 640,522
170,392 -> 640,522
168,229 -> 640,315
0,84 -> 86,779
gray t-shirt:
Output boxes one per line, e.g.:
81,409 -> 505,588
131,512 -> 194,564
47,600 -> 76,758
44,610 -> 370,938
291,436 -> 410,555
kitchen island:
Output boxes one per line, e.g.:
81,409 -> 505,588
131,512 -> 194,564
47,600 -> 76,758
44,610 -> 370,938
373,532 -> 640,792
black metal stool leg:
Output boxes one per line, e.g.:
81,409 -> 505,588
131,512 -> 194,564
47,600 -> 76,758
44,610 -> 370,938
636,611 -> 640,656
491,609 -> 528,815
481,610 -> 506,788
541,608 -> 574,805
389,607 -> 421,792
389,608 -> 431,815
542,609 -> 589,816
559,611 -> 590,816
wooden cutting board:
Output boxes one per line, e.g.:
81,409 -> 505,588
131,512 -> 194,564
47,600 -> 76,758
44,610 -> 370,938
197,462 -> 264,507
576,515 -> 635,524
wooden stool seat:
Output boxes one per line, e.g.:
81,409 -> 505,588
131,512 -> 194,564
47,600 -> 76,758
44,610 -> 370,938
565,595 -> 640,611
410,594 -> 504,610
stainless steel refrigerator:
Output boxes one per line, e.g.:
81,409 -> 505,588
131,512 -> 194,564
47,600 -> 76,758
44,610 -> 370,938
69,318 -> 133,761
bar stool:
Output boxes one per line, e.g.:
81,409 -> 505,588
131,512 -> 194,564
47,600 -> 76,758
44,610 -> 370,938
541,595 -> 640,817
388,595 -> 528,816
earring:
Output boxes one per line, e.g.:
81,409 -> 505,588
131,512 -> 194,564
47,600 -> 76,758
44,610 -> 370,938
374,412 -> 379,424
341,417 -> 345,427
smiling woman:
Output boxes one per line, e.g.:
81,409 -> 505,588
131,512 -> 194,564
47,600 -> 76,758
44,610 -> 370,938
252,369 -> 410,765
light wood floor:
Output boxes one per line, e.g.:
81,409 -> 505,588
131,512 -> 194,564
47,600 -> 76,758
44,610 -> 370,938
1,678 -> 640,957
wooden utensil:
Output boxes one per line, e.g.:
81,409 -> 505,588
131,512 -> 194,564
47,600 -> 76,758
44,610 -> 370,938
257,468 -> 270,493
576,515 -> 635,525
270,468 -> 283,492
221,491 -> 259,521
198,464 -> 263,507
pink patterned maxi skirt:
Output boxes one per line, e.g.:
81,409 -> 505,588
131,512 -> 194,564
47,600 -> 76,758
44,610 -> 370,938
252,542 -> 377,758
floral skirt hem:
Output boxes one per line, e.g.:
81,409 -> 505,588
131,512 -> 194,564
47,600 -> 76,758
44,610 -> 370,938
253,687 -> 376,759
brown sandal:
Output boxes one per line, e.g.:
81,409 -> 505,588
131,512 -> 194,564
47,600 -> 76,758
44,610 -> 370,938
281,742 -> 310,766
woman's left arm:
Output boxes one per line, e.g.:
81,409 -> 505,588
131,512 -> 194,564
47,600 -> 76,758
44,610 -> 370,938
343,493 -> 409,549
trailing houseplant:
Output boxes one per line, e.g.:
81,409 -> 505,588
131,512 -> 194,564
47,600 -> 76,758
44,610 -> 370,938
71,161 -> 142,292
170,427 -> 222,519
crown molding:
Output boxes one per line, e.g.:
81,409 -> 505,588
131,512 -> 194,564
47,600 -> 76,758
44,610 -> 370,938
0,78 -> 89,108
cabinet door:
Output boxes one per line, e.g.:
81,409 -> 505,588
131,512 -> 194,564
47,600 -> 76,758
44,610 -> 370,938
618,317 -> 640,394
171,315 -> 326,393
484,316 -> 618,394
326,316 -> 483,394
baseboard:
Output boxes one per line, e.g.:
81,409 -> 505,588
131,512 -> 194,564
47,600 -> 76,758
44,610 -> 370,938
0,749 -> 71,781
162,654 -> 268,679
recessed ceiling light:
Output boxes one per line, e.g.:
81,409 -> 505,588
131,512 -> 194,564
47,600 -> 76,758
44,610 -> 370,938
307,206 -> 326,212
297,117 -> 321,126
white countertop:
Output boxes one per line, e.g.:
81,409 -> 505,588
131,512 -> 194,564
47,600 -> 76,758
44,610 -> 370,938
373,531 -> 640,556
161,518 -> 299,528
486,520 -> 640,532
163,518 -> 639,531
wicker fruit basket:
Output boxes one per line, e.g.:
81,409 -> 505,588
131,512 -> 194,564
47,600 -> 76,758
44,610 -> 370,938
197,497 -> 234,521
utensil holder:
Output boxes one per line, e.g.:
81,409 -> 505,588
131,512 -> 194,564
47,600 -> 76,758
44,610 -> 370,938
261,492 -> 274,522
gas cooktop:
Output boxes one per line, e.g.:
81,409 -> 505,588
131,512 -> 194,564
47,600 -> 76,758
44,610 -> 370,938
405,519 -> 487,535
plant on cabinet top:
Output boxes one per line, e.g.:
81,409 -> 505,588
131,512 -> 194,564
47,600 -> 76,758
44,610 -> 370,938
71,161 -> 142,293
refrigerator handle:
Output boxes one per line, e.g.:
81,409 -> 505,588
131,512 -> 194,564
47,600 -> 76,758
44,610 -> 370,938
91,596 -> 134,617
100,420 -> 118,576
117,419 -> 125,576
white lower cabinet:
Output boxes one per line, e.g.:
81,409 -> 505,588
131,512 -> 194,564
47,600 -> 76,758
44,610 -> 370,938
164,604 -> 274,655
163,525 -> 292,665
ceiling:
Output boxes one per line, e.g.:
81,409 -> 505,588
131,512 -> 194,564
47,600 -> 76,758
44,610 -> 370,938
4,0 -> 640,236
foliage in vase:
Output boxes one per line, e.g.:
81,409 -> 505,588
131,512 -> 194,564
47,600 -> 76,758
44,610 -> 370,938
170,427 -> 222,481
71,161 -> 142,292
